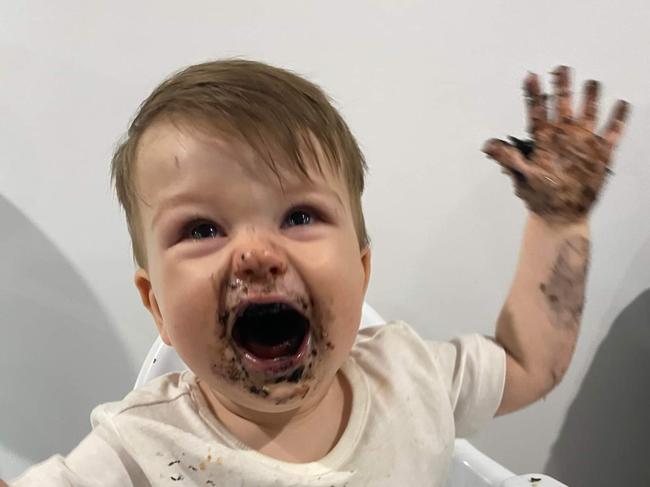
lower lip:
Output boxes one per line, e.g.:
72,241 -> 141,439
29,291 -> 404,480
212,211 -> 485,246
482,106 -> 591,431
238,332 -> 312,375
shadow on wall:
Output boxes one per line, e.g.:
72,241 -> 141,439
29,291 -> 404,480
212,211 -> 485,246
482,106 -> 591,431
545,288 -> 650,485
0,195 -> 133,467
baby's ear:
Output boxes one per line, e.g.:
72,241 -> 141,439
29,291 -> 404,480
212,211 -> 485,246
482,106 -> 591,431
134,268 -> 171,346
360,246 -> 372,295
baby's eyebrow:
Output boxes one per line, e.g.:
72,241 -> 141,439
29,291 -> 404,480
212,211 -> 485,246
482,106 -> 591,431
151,193 -> 202,230
281,182 -> 345,208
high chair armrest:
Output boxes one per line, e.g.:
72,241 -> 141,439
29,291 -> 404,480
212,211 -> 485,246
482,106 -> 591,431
500,474 -> 568,486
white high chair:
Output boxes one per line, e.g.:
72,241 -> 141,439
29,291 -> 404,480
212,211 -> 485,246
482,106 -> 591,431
135,303 -> 566,487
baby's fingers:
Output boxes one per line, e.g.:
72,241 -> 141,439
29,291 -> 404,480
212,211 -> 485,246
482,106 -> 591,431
577,80 -> 600,132
524,73 -> 548,136
552,66 -> 573,123
601,100 -> 630,149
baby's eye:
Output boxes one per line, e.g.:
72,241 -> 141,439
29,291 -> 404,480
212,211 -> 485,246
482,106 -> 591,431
183,220 -> 224,240
284,209 -> 314,227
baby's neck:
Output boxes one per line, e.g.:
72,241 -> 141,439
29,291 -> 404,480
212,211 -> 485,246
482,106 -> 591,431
199,371 -> 352,463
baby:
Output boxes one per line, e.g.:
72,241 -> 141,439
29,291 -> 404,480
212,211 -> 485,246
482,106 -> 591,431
8,60 -> 628,486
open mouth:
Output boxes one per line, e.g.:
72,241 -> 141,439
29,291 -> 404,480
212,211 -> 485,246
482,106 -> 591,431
232,302 -> 310,363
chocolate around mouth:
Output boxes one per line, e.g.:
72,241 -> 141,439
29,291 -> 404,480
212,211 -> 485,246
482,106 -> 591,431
231,302 -> 310,360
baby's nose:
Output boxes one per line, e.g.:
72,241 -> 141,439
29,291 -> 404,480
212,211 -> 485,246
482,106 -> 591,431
232,245 -> 288,282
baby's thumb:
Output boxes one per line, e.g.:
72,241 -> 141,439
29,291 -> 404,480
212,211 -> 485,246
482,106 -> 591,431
482,138 -> 530,184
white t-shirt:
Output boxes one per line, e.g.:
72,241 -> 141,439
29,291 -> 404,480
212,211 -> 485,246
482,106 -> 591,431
11,321 -> 505,486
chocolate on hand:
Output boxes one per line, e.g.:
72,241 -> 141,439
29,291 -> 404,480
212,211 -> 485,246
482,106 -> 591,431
483,66 -> 630,224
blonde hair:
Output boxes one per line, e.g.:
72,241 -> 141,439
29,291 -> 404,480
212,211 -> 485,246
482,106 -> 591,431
111,59 -> 369,269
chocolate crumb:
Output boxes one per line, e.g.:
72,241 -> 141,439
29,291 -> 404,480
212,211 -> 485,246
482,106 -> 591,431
507,135 -> 536,159
218,310 -> 230,324
288,366 -> 305,383
168,460 -> 180,466
249,385 -> 268,396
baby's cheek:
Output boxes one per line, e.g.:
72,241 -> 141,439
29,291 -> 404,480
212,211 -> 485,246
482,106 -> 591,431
209,343 -> 241,382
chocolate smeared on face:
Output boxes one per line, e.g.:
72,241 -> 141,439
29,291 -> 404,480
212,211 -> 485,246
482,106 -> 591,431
206,271 -> 337,405
217,310 -> 229,339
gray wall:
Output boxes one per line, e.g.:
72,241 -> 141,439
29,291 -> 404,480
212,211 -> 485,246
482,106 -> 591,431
2,0 -> 649,482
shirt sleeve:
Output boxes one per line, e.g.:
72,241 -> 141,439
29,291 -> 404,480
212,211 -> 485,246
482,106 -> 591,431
428,334 -> 506,438
9,426 -> 135,487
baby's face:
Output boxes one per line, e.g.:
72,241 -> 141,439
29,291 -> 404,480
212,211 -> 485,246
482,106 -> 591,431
134,121 -> 370,412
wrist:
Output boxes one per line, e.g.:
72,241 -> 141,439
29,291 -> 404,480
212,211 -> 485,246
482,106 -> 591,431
527,211 -> 590,237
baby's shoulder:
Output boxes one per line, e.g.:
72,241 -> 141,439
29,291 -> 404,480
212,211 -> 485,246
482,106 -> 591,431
355,320 -> 426,348
91,371 -> 192,426
352,320 -> 436,366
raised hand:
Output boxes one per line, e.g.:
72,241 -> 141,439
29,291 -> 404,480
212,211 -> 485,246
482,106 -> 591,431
483,66 -> 629,224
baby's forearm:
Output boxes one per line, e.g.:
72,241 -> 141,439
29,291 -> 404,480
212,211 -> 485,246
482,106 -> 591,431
495,213 -> 590,414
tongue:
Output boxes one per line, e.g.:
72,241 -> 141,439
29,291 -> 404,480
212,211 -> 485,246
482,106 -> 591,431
243,334 -> 302,360
245,341 -> 292,360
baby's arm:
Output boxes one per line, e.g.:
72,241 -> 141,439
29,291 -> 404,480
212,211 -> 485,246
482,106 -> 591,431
492,214 -> 589,414
482,66 -> 629,414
